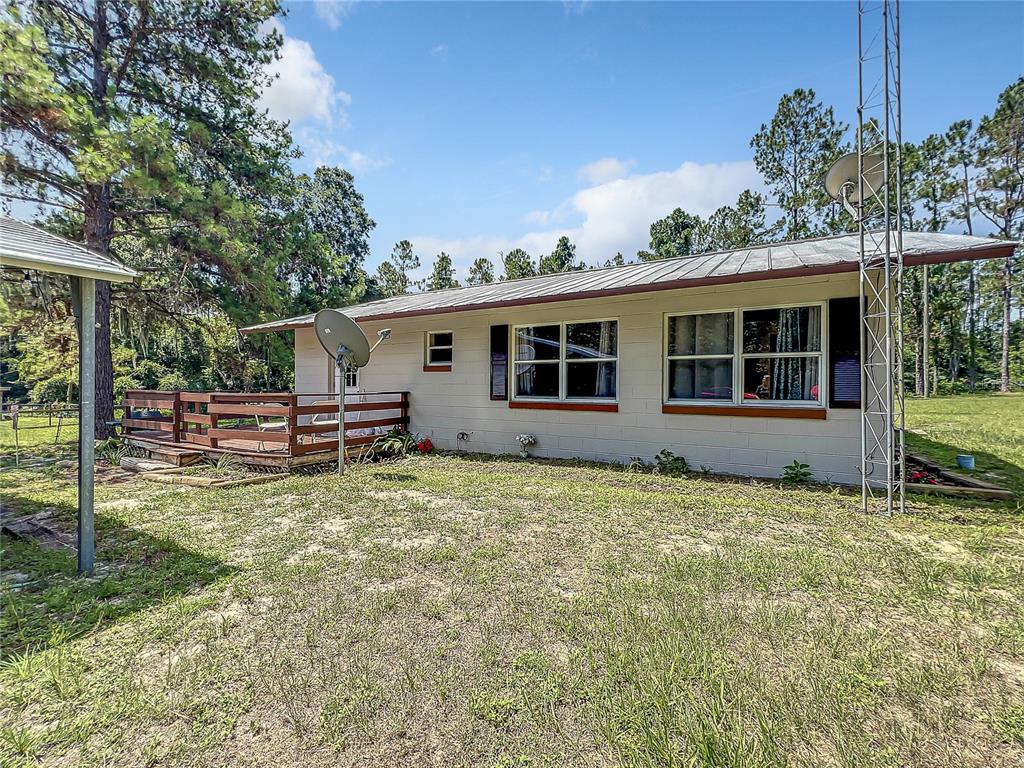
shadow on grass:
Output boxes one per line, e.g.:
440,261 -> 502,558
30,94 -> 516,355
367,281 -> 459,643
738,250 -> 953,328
906,430 -> 1023,499
1,491 -> 234,660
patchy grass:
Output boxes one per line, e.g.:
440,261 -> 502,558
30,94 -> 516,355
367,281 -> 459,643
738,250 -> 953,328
0,414 -> 78,466
906,393 -> 1024,497
0,400 -> 1022,767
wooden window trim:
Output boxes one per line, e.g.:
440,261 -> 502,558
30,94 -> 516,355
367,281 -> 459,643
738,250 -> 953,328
662,403 -> 826,420
510,400 -> 618,413
422,364 -> 452,373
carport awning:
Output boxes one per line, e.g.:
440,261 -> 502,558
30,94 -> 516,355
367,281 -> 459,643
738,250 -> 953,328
0,215 -> 136,282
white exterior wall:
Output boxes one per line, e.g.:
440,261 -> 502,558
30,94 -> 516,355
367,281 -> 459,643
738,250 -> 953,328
295,273 -> 866,484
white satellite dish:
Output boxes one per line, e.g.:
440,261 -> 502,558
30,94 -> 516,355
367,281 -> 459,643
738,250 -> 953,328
313,309 -> 390,475
824,152 -> 885,219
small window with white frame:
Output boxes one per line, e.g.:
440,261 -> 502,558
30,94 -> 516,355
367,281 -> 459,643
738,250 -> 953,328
425,331 -> 453,366
664,304 -> 824,405
513,319 -> 618,401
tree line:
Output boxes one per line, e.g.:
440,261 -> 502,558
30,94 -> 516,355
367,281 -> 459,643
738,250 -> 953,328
0,1 -> 1019,440
390,80 -> 1023,394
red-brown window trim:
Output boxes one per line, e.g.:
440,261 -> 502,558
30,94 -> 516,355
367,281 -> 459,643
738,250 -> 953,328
510,400 -> 618,413
662,403 -> 826,420
422,364 -> 452,373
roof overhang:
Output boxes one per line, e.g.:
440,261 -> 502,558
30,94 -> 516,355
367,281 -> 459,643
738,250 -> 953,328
241,236 -> 1017,334
0,216 -> 137,283
0,250 -> 137,283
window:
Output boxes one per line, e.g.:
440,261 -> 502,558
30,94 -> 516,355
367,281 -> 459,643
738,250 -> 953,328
741,306 -> 821,402
665,305 -> 824,406
513,320 -> 618,400
425,331 -> 453,367
666,312 -> 734,400
345,368 -> 359,389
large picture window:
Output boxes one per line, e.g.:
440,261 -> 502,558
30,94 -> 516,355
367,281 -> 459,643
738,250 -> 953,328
514,320 -> 618,401
665,305 -> 824,405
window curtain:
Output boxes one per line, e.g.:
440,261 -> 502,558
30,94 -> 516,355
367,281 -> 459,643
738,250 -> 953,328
596,322 -> 614,397
772,308 -> 803,399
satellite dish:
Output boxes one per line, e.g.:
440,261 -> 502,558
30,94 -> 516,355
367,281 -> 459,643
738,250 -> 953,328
314,309 -> 370,368
824,153 -> 886,217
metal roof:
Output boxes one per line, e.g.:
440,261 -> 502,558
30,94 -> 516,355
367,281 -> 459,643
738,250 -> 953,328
241,230 -> 1017,334
0,215 -> 137,282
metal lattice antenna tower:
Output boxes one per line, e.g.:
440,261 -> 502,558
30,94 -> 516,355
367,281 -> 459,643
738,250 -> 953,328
857,0 -> 905,515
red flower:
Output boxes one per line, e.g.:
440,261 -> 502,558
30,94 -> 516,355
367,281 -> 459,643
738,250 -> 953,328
417,437 -> 434,453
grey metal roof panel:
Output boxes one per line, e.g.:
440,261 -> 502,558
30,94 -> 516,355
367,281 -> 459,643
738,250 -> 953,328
241,230 -> 1017,333
0,216 -> 137,282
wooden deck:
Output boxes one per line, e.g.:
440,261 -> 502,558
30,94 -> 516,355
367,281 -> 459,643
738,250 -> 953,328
120,389 -> 410,469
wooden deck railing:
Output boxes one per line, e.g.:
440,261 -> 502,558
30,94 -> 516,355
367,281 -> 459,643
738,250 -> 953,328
120,389 -> 410,458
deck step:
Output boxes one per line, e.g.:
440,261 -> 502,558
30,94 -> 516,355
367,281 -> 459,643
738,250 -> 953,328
125,438 -> 204,467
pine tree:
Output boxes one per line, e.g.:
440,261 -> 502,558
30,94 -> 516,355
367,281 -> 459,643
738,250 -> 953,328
975,77 -> 1024,392
750,89 -> 848,239
375,240 -> 420,297
705,190 -> 780,250
467,257 -> 496,285
539,236 -> 580,274
425,252 -> 460,291
502,249 -> 536,280
640,209 -> 706,261
0,0 -> 289,436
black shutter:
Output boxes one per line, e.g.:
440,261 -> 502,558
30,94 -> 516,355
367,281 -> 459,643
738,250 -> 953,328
829,297 -> 860,408
490,325 -> 509,400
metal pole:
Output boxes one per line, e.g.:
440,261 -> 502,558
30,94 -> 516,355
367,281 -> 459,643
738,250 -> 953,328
77,277 -> 96,573
336,350 -> 346,476
857,0 -> 868,513
922,265 -> 930,398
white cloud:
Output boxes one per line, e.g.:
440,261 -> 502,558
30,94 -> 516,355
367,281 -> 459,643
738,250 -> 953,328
314,1 -> 353,30
297,132 -> 392,173
408,160 -> 762,279
578,156 -> 633,185
429,43 -> 449,59
261,19 -> 349,126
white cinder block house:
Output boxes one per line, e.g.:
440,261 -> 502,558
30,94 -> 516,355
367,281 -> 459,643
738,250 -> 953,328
243,232 -> 1015,485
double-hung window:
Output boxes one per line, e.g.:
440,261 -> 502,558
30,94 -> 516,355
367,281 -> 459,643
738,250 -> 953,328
513,320 -> 618,401
741,306 -> 822,402
425,331 -> 453,366
664,305 -> 823,405
666,312 -> 735,400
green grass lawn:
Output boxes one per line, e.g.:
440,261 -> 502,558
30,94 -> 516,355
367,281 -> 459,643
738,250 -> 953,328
1,398 -> 1022,767
905,393 -> 1024,496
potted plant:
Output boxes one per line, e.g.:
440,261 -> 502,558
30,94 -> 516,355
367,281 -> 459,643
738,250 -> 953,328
515,433 -> 536,458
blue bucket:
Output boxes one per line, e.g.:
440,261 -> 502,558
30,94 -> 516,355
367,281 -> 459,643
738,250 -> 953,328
956,454 -> 975,471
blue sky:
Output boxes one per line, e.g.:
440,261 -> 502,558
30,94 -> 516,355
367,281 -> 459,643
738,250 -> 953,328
264,1 -> 1022,279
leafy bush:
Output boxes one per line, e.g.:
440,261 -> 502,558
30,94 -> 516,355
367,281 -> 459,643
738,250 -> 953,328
157,372 -> 190,391
97,438 -> 128,464
782,460 -> 813,483
30,372 -> 77,404
371,427 -> 418,457
654,449 -> 689,476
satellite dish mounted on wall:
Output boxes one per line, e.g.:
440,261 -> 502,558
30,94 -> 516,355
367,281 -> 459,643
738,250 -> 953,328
824,152 -> 885,220
313,309 -> 390,476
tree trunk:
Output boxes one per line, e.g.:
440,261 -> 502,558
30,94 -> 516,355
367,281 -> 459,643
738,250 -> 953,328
967,264 -> 977,391
83,182 -> 115,439
1002,257 -> 1013,393
914,334 -> 924,396
81,0 -> 115,439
